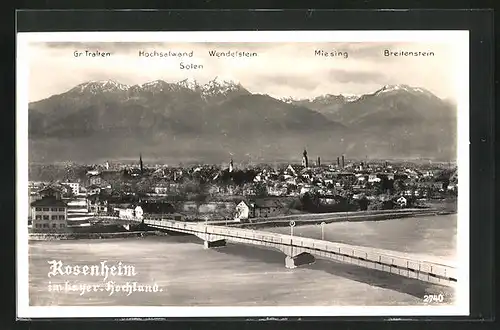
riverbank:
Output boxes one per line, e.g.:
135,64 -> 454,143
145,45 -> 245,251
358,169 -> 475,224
230,208 -> 455,229
28,230 -> 166,241
29,209 -> 455,241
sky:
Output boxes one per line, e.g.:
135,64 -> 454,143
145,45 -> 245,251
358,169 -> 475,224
27,41 -> 459,102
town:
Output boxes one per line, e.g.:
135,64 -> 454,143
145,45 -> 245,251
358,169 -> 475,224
28,150 -> 458,233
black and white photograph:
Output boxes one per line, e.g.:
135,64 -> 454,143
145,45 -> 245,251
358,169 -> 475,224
16,31 -> 469,318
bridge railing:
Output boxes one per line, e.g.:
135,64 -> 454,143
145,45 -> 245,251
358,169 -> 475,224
144,218 -> 456,281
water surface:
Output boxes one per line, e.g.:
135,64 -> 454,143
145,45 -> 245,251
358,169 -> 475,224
29,215 -> 457,306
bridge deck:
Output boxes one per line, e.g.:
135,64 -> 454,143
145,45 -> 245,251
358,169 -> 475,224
142,218 -> 457,286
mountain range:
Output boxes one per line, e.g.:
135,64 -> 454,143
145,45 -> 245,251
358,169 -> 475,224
28,78 -> 457,164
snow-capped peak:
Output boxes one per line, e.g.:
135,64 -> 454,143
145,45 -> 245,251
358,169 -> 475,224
177,78 -> 201,90
280,93 -> 360,104
280,96 -> 296,104
203,77 -> 241,92
374,84 -> 433,97
140,79 -> 167,87
340,94 -> 361,102
175,77 -> 245,99
72,80 -> 130,94
131,79 -> 189,94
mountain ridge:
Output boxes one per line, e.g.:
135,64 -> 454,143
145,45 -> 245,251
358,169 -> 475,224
28,80 -> 457,163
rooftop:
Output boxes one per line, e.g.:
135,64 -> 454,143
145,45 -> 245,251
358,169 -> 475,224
30,196 -> 67,207
139,201 -> 176,214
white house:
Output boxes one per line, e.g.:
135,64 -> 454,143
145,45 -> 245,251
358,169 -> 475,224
396,196 -> 408,208
368,174 -> 381,183
86,185 -> 102,196
234,201 -> 250,222
267,184 -> 287,196
356,175 -> 366,182
64,182 -> 80,195
134,206 -> 144,220
300,184 -> 313,195
31,196 -> 68,232
115,207 -> 136,219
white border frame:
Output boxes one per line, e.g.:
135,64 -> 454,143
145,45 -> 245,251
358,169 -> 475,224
16,31 -> 470,318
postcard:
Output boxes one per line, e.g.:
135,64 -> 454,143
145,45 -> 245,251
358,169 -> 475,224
16,30 -> 469,318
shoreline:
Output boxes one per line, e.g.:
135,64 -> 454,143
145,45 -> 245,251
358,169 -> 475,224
28,231 -> 165,241
233,209 -> 456,229
28,209 -> 455,241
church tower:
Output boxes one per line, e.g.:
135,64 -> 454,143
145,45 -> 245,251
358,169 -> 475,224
302,149 -> 308,168
139,153 -> 144,173
229,158 -> 234,173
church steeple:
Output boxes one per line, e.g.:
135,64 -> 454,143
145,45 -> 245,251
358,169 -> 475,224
302,149 -> 308,168
139,153 -> 144,173
229,158 -> 234,173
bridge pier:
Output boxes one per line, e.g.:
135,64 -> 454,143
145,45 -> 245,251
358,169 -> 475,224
203,239 -> 227,249
285,252 -> 316,269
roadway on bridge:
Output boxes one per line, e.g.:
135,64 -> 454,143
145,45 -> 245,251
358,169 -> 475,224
142,218 -> 457,287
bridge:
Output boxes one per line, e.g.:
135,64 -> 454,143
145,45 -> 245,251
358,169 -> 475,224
139,218 -> 457,287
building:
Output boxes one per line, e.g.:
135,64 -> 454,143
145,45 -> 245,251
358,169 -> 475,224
234,201 -> 250,221
250,199 -> 284,218
267,184 -> 287,196
152,182 -> 180,195
86,193 -> 109,215
64,182 -> 80,195
396,196 -> 408,208
302,149 -> 309,168
28,187 -> 42,219
113,205 -> 136,219
285,164 -> 304,178
30,196 -> 68,232
38,186 -> 63,200
135,201 -> 176,220
86,184 -> 103,196
88,174 -> 102,186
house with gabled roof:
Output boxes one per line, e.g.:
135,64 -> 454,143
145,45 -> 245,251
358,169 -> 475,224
30,196 -> 68,232
249,198 -> 285,218
234,201 -> 250,222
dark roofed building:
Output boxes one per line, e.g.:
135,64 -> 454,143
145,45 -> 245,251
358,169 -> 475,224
285,164 -> 305,175
249,198 -> 284,218
31,196 -> 67,208
38,186 -> 63,200
139,201 -> 176,215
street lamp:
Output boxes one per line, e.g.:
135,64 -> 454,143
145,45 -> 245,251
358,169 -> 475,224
289,220 -> 295,237
320,221 -> 326,240
204,216 -> 208,243
289,220 -> 296,257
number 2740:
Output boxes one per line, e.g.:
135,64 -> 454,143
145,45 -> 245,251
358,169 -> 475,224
423,294 -> 445,303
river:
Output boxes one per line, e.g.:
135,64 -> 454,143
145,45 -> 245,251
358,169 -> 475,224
28,214 -> 457,307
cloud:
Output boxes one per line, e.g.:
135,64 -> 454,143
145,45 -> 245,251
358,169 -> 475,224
328,69 -> 386,84
256,74 -> 320,92
26,41 -> 459,102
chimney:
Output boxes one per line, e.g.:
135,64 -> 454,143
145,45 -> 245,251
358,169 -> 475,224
317,156 -> 321,167
341,155 -> 345,168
